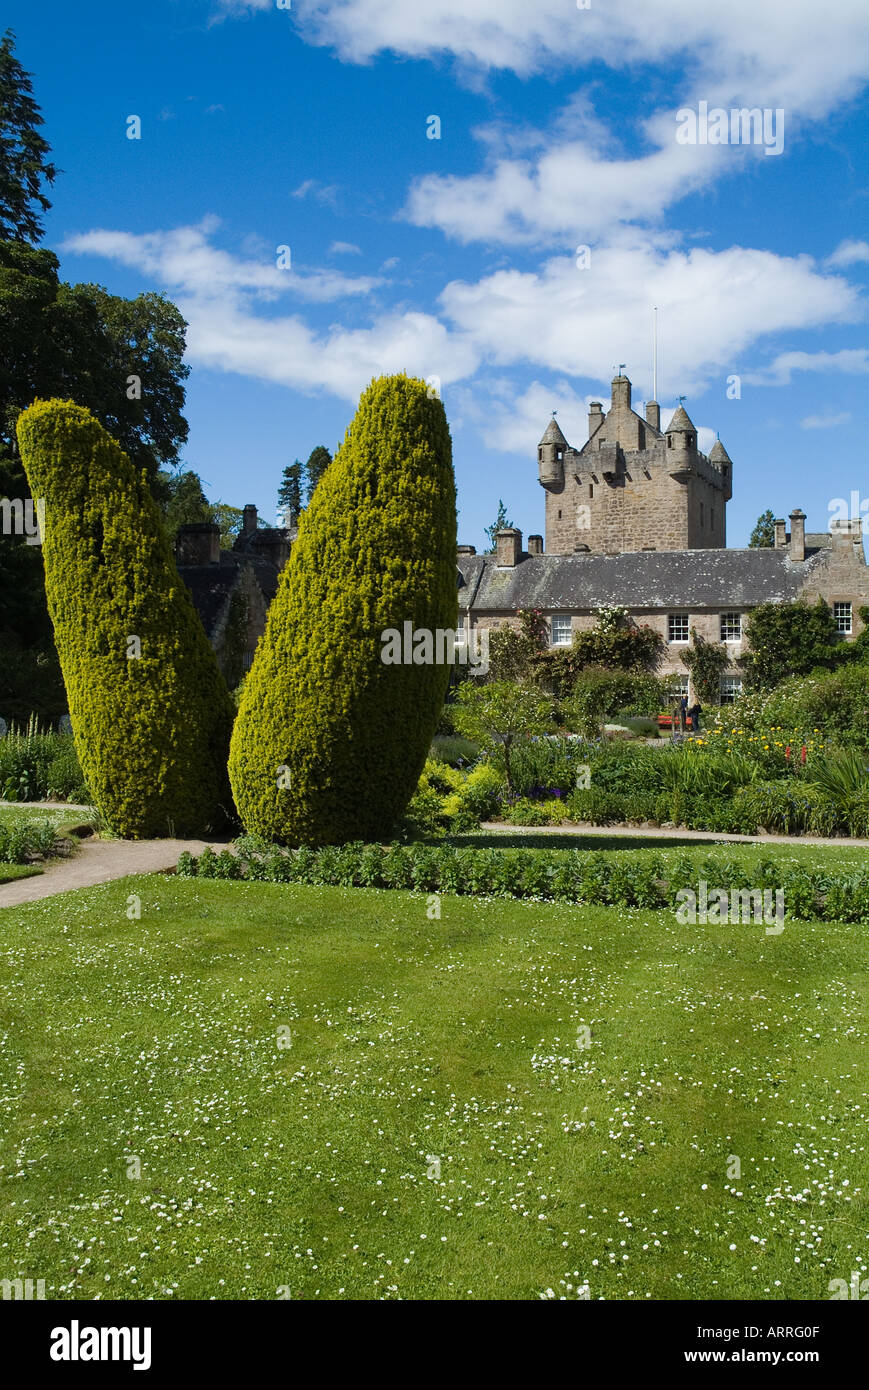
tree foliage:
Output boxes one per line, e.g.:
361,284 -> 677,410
680,629 -> 730,705
229,374 -> 457,845
740,598 -> 838,689
483,498 -> 512,553
278,459 -> 303,521
452,680 -> 552,793
303,445 -> 332,504
748,509 -> 776,548
16,399 -> 234,837
0,30 -> 58,243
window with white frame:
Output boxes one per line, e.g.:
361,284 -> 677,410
720,612 -> 742,642
669,675 -> 689,700
834,601 -> 853,634
720,674 -> 743,704
668,612 -> 690,643
551,615 -> 573,646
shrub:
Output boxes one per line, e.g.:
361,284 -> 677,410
0,816 -> 58,863
736,781 -> 819,836
565,787 -> 624,824
565,668 -> 667,738
16,400 -> 234,837
229,375 -> 457,845
442,762 -> 504,826
506,797 -> 552,826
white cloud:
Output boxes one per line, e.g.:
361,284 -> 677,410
746,348 -> 869,386
826,240 -> 869,269
291,179 -> 340,207
439,242 -> 862,397
800,411 -> 852,429
61,221 -> 477,401
330,240 -> 362,255
63,222 -> 382,302
251,0 -> 869,117
61,220 -> 865,417
405,126 -> 722,248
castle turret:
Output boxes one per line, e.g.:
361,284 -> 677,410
665,403 -> 697,481
709,437 -> 733,500
538,415 -> 567,489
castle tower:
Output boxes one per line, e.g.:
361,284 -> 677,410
537,372 -> 731,554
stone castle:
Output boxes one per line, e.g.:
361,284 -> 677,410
454,372 -> 868,703
537,375 -> 731,554
175,370 -> 869,705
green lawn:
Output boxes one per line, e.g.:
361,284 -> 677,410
0,863 -> 42,884
0,876 -> 866,1301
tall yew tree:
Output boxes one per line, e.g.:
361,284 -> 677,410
17,400 -> 235,837
230,375 -> 458,845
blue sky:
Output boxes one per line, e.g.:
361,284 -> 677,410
8,0 -> 869,546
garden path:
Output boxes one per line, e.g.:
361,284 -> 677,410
481,822 -> 869,847
0,833 -> 231,907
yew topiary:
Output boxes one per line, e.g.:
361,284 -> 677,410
16,399 -> 234,837
229,374 -> 457,844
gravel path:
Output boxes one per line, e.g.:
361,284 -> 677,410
0,835 -> 230,908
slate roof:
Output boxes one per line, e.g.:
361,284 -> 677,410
665,404 -> 695,432
539,415 -> 568,446
457,546 -> 827,614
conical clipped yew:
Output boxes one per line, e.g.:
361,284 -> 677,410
229,374 -> 457,845
16,399 -> 235,837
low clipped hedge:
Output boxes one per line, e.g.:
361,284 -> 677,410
175,840 -> 869,923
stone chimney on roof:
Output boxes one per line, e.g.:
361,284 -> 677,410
789,508 -> 806,562
527,534 -> 543,555
588,401 -> 604,439
774,518 -> 787,548
645,401 -> 660,431
495,527 -> 523,567
241,504 -> 258,536
175,523 -> 220,567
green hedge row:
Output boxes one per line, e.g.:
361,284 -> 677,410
175,840 -> 869,923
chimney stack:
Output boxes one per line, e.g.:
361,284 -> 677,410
789,508 -> 806,562
527,534 -> 543,555
588,401 -> 604,439
175,523 -> 221,567
495,527 -> 523,567
645,401 -> 660,431
774,518 -> 787,548
241,504 -> 258,536
457,544 -> 477,556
